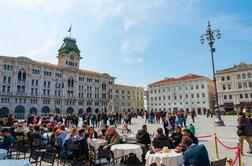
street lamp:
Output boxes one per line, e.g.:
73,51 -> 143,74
200,21 -> 224,126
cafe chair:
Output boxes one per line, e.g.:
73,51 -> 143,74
211,158 -> 227,166
92,148 -> 111,165
39,152 -> 56,166
123,153 -> 141,166
29,149 -> 41,166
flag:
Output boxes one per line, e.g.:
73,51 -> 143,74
68,26 -> 71,32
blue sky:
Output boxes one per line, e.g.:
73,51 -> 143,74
0,0 -> 252,88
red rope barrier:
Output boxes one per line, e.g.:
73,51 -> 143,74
214,134 -> 240,166
215,135 -> 238,150
231,147 -> 240,166
196,135 -> 212,139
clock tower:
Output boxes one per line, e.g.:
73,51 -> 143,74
57,37 -> 82,69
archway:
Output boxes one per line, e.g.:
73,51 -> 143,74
29,107 -> 37,114
86,107 -> 92,113
0,107 -> 9,118
78,108 -> 83,115
104,107 -> 107,113
14,105 -> 25,119
54,108 -> 61,114
95,108 -> 99,113
41,106 -> 50,115
66,107 -> 74,114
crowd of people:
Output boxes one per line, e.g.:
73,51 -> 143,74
0,108 -> 251,166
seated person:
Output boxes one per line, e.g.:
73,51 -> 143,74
171,126 -> 183,148
86,126 -> 98,139
187,124 -> 195,135
182,136 -> 210,166
76,128 -> 86,140
182,129 -> 198,145
152,128 -> 173,149
0,128 -> 14,150
103,126 -> 120,149
136,124 -> 151,148
32,125 -> 48,145
55,124 -> 67,145
121,124 -> 132,134
64,128 -> 78,144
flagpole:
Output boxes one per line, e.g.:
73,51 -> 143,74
70,23 -> 72,38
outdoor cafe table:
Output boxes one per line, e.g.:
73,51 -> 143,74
0,159 -> 30,166
89,138 -> 107,151
111,144 -> 143,162
145,149 -> 184,166
0,149 -> 7,159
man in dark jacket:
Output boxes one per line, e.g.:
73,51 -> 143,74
182,136 -> 210,166
152,128 -> 173,149
237,111 -> 252,154
136,125 -> 151,148
0,128 -> 14,150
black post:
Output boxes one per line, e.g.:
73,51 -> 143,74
201,21 -> 224,126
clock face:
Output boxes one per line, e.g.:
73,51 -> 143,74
70,53 -> 75,60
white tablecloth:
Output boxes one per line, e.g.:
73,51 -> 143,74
0,149 -> 7,159
145,149 -> 184,166
89,138 -> 107,150
0,159 -> 30,166
111,144 -> 143,162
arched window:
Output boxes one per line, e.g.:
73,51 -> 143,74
242,73 -> 246,79
71,79 -> 74,87
247,73 -> 251,78
23,71 -> 26,81
18,71 -> 22,81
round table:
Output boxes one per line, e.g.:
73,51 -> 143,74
89,139 -> 107,150
111,144 -> 143,162
0,149 -> 7,159
0,159 -> 30,166
145,149 -> 184,166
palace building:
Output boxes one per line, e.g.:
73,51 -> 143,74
0,37 -> 115,118
148,74 -> 214,114
216,62 -> 252,111
111,84 -> 144,113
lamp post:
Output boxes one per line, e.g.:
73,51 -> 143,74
200,21 -> 224,126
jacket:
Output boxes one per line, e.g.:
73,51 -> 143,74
184,144 -> 210,166
152,135 -> 173,149
136,129 -> 151,147
237,116 -> 252,136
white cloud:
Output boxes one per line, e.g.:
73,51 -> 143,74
124,15 -> 145,31
120,38 -> 151,65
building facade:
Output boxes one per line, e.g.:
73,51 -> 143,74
216,62 -> 252,111
148,74 -> 214,113
111,84 -> 144,113
0,37 -> 115,118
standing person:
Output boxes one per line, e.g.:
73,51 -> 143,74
150,110 -> 155,124
237,111 -> 252,155
206,109 -> 210,118
180,110 -> 185,128
145,111 -> 149,124
91,113 -> 96,128
169,112 -> 176,134
127,112 -> 132,125
191,109 -> 196,123
160,115 -> 172,137
119,112 -> 122,124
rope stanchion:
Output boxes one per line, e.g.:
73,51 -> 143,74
214,133 -> 219,160
214,134 -> 242,166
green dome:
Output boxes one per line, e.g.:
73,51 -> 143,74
58,37 -> 80,56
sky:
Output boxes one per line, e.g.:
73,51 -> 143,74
0,0 -> 252,88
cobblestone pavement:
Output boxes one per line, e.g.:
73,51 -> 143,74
117,115 -> 252,166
